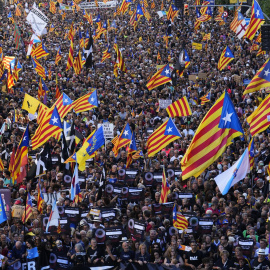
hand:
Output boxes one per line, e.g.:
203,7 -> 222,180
138,261 -> 143,266
94,258 -> 99,264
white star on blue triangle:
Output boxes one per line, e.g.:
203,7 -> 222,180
164,118 -> 181,137
258,60 -> 270,81
88,90 -> 98,107
218,92 -> 243,133
49,107 -> 63,129
63,93 -> 73,106
121,123 -> 132,140
160,64 -> 171,77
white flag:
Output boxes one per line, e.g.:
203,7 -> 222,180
236,20 -> 247,39
214,148 -> 250,195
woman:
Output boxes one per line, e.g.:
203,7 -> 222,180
164,247 -> 184,268
213,250 -> 234,270
212,244 -> 225,264
135,243 -> 150,265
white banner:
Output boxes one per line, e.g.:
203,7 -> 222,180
26,6 -> 49,36
59,1 -> 117,10
159,99 -> 172,109
79,1 -> 117,9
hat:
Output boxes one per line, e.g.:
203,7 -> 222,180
258,249 -> 266,255
120,237 -> 128,242
93,217 -> 102,223
257,169 -> 263,174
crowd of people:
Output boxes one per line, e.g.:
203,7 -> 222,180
0,0 -> 270,269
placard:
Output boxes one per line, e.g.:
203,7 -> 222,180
192,42 -> 202,50
105,227 -> 122,243
198,73 -> 207,79
188,75 -> 197,82
11,205 -> 24,218
159,99 -> 172,109
97,123 -> 114,138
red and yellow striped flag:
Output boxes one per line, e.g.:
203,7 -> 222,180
146,118 -> 181,157
166,97 -> 192,117
114,43 -> 127,73
247,94 -> 270,136
244,0 -> 264,41
66,37 -> 74,71
0,157 -> 4,171
243,59 -> 270,94
50,1 -> 57,14
22,193 -> 33,224
159,167 -> 170,203
180,91 -> 243,180
15,5 -> 21,16
202,33 -> 211,41
173,204 -> 188,230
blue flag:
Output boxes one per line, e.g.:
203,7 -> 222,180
27,247 -> 39,259
0,194 -> 7,224
85,126 -> 105,156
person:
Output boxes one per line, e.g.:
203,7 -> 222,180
102,240 -> 118,266
87,238 -> 102,266
118,241 -> 134,264
213,250 -> 234,270
0,246 -> 8,270
70,255 -> 89,270
251,249 -> 270,269
184,241 -> 203,270
134,243 -> 150,265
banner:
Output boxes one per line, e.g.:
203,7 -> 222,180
128,219 -> 145,241
26,6 -> 49,36
105,227 -> 123,243
0,189 -> 11,219
60,1 -> 117,10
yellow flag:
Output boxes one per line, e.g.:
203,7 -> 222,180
22,93 -> 40,114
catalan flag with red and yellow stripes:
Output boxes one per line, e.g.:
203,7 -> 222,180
173,204 -> 188,230
22,193 -> 33,223
218,46 -> 234,71
114,42 -> 127,73
147,118 -> 181,157
181,91 -> 243,180
166,97 -> 192,118
248,137 -> 254,170
72,89 -> 97,113
0,158 -> 4,171
247,94 -> 270,136
159,167 -> 170,203
244,0 -> 264,40
66,37 -> 74,71
243,59 -> 270,94
146,64 -> 171,91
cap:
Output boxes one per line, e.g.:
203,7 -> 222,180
257,169 -> 263,174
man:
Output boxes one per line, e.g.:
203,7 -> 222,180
12,241 -> 26,261
87,238 -> 103,266
252,249 -> 270,269
118,241 -> 134,264
184,241 -> 203,270
254,240 -> 269,257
